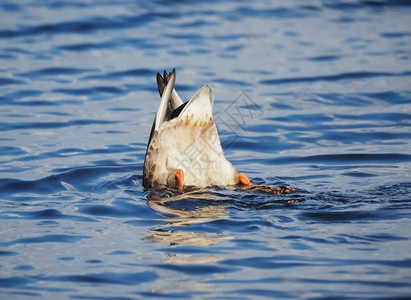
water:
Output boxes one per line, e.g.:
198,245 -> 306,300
1,0 -> 411,298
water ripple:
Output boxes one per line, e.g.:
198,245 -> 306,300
17,67 -> 98,77
268,153 -> 411,165
1,208 -> 95,222
260,71 -> 411,85
0,119 -> 119,131
0,234 -> 90,246
0,77 -> 24,86
0,163 -> 139,197
0,14 -> 155,39
45,271 -> 158,286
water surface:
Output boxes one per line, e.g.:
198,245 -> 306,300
1,0 -> 411,299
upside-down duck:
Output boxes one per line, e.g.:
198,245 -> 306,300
143,69 -> 251,191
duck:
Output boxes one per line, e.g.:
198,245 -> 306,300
143,68 -> 252,191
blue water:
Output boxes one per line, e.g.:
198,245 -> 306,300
1,0 -> 411,298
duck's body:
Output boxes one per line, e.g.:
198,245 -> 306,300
143,69 -> 250,191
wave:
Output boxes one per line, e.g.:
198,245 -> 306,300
260,71 -> 411,85
17,67 -> 98,77
0,13 -> 155,39
0,163 -> 139,197
0,119 -> 119,131
268,153 -> 411,165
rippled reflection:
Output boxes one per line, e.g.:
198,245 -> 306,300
145,189 -> 233,248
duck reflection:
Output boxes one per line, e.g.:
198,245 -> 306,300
145,188 -> 233,247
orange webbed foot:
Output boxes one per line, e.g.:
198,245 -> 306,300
176,169 -> 185,192
239,173 -> 252,186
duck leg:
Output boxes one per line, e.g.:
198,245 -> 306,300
239,173 -> 252,186
239,173 -> 294,194
176,169 -> 185,192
